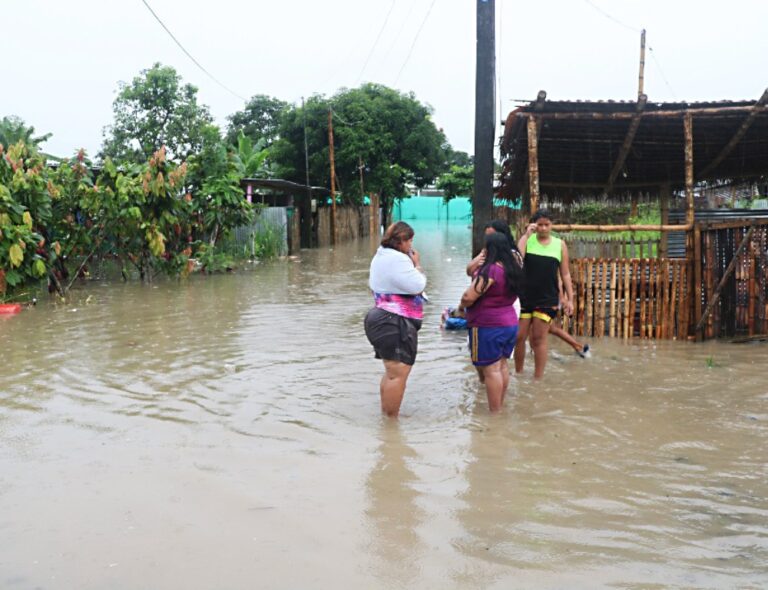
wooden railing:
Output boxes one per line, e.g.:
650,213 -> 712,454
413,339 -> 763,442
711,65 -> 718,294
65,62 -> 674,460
559,234 -> 660,259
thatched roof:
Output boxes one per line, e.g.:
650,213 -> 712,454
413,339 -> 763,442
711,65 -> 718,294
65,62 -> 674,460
498,90 -> 768,201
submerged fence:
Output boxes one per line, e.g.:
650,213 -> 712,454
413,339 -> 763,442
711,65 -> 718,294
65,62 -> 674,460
565,258 -> 689,340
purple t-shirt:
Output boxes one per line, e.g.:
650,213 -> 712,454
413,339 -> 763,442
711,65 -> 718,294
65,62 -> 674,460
465,264 -> 519,328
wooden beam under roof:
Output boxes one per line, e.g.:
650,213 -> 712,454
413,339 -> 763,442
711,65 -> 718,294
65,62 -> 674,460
515,104 -> 766,120
697,88 -> 768,179
604,93 -> 648,194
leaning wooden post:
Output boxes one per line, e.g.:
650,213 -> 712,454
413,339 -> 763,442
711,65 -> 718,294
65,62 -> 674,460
695,226 -> 755,336
527,116 -> 540,215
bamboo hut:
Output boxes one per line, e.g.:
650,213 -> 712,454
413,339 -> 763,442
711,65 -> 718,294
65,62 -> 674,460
498,90 -> 768,341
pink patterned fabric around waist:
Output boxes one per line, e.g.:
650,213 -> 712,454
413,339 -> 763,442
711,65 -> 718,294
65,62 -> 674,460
373,292 -> 424,320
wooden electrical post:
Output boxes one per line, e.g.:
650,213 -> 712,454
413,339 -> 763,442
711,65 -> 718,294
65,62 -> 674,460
301,97 -> 313,248
328,109 -> 338,245
472,0 -> 495,255
526,116 -> 540,215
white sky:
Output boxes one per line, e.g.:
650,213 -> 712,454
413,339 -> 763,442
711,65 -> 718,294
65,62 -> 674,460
4,0 -> 767,159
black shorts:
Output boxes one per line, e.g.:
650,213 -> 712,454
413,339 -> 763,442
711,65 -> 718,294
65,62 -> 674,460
364,307 -> 422,366
520,306 -> 558,323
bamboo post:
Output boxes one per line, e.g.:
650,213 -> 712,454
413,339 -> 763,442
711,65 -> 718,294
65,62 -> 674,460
677,260 -> 687,339
629,260 -> 638,338
586,259 -> 594,337
527,116 -> 540,215
640,259 -> 647,338
665,260 -> 674,339
638,29 -> 646,98
706,232 -> 716,338
652,258 -> 660,337
623,260 -> 631,339
693,224 -> 703,341
610,260 -> 618,337
668,261 -> 678,339
748,246 -> 756,336
695,226 -> 755,334
684,112 -> 695,228
656,258 -> 669,339
600,261 -> 608,337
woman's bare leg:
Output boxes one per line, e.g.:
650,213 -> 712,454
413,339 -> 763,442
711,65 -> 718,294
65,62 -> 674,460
549,323 -> 584,352
514,318 -> 531,374
500,358 -> 510,404
481,360 -> 505,412
530,318 -> 550,379
380,360 -> 413,418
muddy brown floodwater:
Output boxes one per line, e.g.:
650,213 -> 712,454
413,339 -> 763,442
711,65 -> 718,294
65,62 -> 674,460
1,221 -> 767,589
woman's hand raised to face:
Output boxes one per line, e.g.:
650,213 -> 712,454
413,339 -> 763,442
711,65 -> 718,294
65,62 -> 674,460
408,248 -> 421,269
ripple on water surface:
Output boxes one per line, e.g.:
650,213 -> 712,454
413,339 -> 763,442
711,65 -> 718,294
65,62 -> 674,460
1,226 -> 767,589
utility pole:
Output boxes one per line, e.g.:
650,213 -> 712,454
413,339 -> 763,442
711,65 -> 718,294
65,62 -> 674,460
358,156 -> 365,197
301,97 -> 313,248
328,108 -> 338,245
472,0 -> 495,255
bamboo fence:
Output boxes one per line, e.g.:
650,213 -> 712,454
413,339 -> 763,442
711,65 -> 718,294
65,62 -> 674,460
565,258 -> 689,340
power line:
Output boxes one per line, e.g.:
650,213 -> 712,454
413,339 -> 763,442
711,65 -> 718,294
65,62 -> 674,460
648,48 -> 676,98
357,0 -> 397,83
381,1 -> 418,66
581,0 -> 640,33
579,0 -> 676,97
139,0 -> 247,102
394,0 -> 439,85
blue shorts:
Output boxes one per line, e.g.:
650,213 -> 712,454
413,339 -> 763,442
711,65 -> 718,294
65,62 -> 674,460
468,326 -> 519,367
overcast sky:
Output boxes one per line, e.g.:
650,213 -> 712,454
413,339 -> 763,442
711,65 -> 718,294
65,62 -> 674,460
4,0 -> 767,159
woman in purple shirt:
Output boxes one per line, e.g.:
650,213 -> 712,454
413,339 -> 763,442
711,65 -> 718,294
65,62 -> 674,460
459,232 -> 523,412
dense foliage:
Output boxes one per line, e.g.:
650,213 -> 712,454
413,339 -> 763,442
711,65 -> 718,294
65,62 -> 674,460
2,65 -> 469,300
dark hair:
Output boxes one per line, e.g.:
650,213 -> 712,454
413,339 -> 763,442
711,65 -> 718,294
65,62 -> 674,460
475,232 -> 523,296
484,219 -> 519,252
530,209 -> 553,223
381,221 -> 414,250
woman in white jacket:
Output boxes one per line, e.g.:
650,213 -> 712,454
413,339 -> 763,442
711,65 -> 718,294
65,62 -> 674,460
365,222 -> 427,418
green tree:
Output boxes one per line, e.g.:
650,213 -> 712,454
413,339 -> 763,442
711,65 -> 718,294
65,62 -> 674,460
272,84 -> 449,216
226,95 -> 288,147
0,142 -> 49,297
233,131 -> 272,179
187,125 -> 255,247
0,116 -> 52,150
437,164 -> 474,202
101,63 -> 213,164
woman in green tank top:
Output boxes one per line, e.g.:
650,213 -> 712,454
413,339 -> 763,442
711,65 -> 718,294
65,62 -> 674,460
513,210 -> 575,379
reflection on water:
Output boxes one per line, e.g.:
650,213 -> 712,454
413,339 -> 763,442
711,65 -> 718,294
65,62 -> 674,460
1,221 -> 767,589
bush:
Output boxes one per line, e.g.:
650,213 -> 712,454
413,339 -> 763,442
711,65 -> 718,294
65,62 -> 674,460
251,222 -> 284,260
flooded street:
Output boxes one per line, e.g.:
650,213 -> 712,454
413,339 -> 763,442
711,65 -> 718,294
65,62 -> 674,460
1,221 -> 767,589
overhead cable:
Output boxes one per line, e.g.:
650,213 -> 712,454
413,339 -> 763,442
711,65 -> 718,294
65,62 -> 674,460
394,0 -> 439,85
579,0 -> 676,97
357,0 -> 397,83
140,0 -> 247,102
